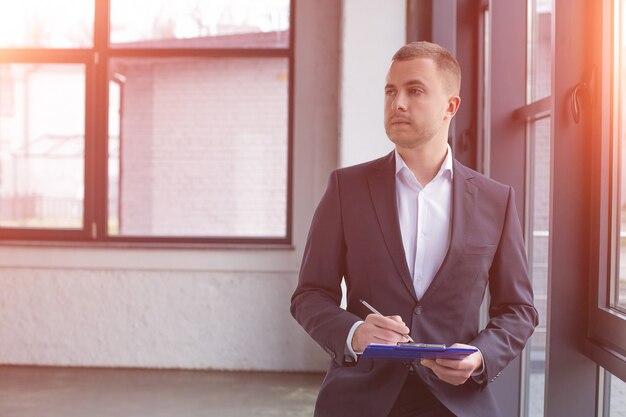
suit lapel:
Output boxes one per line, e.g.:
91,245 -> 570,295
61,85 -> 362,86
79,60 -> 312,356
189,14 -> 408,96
421,159 -> 476,300
367,152 -> 418,302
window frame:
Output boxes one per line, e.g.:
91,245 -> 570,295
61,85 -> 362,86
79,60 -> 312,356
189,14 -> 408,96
0,0 -> 295,247
585,0 -> 626,383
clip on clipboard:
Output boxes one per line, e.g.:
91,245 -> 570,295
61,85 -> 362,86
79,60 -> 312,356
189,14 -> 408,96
362,343 -> 478,360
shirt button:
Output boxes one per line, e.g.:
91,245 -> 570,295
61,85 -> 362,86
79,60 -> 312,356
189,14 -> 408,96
414,305 -> 423,315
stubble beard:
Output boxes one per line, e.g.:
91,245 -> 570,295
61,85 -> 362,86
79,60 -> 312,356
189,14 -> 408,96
387,126 -> 440,150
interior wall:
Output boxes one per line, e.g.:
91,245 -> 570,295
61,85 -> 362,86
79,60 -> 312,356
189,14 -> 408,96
339,0 -> 406,167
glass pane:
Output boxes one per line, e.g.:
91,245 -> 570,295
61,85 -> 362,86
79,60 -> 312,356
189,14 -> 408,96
0,64 -> 85,228
608,372 -> 626,416
529,0 -> 552,102
524,1 -> 553,415
0,0 -> 94,48
107,57 -> 288,237
617,0 -> 626,311
110,0 -> 290,48
527,117 -> 551,417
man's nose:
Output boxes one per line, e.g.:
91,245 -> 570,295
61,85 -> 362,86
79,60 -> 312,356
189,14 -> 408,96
393,93 -> 407,111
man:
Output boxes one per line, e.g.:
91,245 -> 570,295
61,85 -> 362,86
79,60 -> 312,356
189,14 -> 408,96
290,41 -> 538,417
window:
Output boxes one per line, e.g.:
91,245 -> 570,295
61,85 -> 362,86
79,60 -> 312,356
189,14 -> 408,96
0,63 -> 86,229
607,371 -> 626,416
0,0 -> 293,245
586,0 -> 626,383
0,0 -> 94,49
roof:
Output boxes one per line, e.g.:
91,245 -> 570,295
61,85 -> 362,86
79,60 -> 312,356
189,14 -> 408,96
112,29 -> 289,49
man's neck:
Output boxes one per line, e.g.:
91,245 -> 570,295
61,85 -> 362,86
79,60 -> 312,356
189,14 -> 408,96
396,142 -> 449,186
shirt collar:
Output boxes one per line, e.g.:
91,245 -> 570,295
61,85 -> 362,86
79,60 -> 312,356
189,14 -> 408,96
395,144 -> 454,181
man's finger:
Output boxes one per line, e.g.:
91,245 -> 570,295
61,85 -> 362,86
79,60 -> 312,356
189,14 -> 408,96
421,358 -> 475,386
365,314 -> 410,335
372,328 -> 409,344
352,319 -> 411,352
420,359 -> 435,369
389,315 -> 404,323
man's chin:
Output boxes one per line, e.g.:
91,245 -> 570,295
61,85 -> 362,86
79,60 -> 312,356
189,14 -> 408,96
388,136 -> 419,148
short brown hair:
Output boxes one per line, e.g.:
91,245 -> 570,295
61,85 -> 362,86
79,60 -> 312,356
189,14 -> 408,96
392,41 -> 461,95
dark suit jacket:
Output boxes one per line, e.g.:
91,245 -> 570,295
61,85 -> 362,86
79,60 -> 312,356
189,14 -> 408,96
290,152 -> 538,417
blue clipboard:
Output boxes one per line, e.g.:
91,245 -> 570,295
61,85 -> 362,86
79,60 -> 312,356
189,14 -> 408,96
362,343 -> 478,360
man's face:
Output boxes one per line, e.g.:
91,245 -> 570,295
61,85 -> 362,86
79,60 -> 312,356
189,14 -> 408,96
384,58 -> 458,150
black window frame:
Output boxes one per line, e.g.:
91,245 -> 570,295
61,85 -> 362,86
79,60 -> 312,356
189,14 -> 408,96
0,0 -> 295,247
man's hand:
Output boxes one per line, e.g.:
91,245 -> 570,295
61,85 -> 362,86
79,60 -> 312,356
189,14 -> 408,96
351,314 -> 410,353
420,343 -> 483,386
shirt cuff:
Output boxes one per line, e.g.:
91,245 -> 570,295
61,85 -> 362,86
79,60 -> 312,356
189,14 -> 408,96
471,348 -> 485,377
344,320 -> 364,362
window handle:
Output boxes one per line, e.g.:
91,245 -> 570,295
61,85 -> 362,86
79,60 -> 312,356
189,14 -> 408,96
571,81 -> 586,124
570,67 -> 595,124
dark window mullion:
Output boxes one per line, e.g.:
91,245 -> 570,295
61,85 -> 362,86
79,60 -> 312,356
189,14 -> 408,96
285,0 -> 295,247
92,0 -> 110,241
82,57 -> 96,240
0,228 -> 87,241
0,49 -> 93,63
513,96 -> 552,122
107,48 -> 290,58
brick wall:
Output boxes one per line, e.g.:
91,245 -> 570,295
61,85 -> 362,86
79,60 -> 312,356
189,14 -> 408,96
112,57 -> 288,237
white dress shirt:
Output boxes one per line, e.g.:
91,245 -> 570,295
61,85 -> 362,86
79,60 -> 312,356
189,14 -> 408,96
345,146 -> 453,359
395,145 -> 453,299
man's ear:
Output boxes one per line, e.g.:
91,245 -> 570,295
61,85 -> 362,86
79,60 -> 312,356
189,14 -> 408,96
446,96 -> 461,119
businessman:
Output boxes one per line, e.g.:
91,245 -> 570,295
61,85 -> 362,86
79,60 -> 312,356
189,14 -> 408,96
290,41 -> 538,417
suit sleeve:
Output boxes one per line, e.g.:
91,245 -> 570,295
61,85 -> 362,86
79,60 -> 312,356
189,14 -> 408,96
471,186 -> 539,385
290,170 -> 362,366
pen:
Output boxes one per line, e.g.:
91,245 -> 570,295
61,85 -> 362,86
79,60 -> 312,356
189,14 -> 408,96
359,299 -> 415,343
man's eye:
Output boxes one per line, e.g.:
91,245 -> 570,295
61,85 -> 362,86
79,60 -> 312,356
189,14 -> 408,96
385,89 -> 396,96
410,88 -> 423,95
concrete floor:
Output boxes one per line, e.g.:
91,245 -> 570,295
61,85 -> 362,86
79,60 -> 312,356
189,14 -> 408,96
0,366 -> 324,417
4,365 -> 623,416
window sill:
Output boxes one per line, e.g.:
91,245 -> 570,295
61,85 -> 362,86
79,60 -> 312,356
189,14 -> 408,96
0,239 -> 295,251
0,241 -> 301,273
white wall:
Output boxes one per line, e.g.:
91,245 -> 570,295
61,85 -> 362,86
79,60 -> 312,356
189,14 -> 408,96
1,268 -> 304,369
339,0 -> 406,167
0,0 -> 406,372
